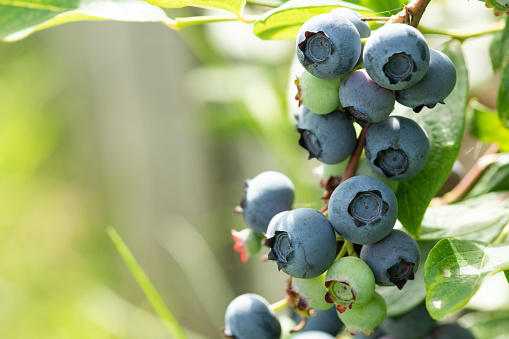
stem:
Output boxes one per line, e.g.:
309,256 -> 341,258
493,221 -> 509,244
270,298 -> 289,311
319,125 -> 369,214
434,143 -> 499,206
418,20 -> 505,42
389,0 -> 432,27
346,241 -> 358,258
335,241 -> 349,261
361,17 -> 391,22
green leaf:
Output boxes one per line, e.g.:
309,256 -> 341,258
377,240 -> 435,317
107,227 -> 188,339
461,311 -> 509,339
490,16 -> 509,71
359,0 -> 405,14
395,40 -> 468,237
424,239 -> 509,320
247,0 -> 287,7
498,63 -> 509,128
468,99 -> 509,151
465,157 -> 509,199
253,0 -> 372,40
144,0 -> 244,15
420,192 -> 509,243
0,0 -> 170,42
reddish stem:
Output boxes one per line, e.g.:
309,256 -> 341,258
320,125 -> 369,214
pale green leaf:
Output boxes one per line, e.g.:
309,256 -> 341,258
395,40 -> 468,237
0,0 -> 170,42
144,0 -> 245,15
253,0 -> 372,40
424,239 -> 509,320
468,99 -> 509,152
420,192 -> 509,243
498,63 -> 509,128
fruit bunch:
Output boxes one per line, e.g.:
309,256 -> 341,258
223,7 -> 472,339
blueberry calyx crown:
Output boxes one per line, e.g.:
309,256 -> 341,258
348,190 -> 389,227
374,147 -> 409,177
297,128 -> 321,160
324,280 -> 356,313
383,52 -> 417,85
345,107 -> 368,127
297,31 -> 333,66
387,258 -> 415,290
266,231 -> 293,270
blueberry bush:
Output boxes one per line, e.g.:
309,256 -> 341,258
2,0 -> 509,338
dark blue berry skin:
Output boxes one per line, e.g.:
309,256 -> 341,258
223,293 -> 281,339
425,324 -> 475,339
266,208 -> 337,279
328,175 -> 398,245
295,107 -> 357,165
329,8 -> 371,39
299,307 -> 344,335
360,229 -> 421,290
296,13 -> 361,79
339,69 -> 395,125
292,331 -> 335,339
239,171 -> 294,235
363,23 -> 430,90
364,116 -> 430,181
396,49 -> 457,113
380,302 -> 436,339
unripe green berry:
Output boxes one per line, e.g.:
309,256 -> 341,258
295,70 -> 342,114
324,257 -> 375,313
337,292 -> 387,336
293,273 -> 333,311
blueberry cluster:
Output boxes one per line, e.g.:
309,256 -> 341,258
223,8 -> 464,339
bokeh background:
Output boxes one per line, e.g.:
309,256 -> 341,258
0,0 -> 502,338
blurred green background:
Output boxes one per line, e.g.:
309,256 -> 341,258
0,0 -> 502,338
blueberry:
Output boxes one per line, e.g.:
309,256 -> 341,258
299,307 -> 344,335
339,69 -> 396,125
223,293 -> 281,339
237,171 -> 295,235
360,229 -> 421,289
329,8 -> 371,39
291,331 -> 336,339
363,23 -> 430,90
395,49 -> 457,112
325,256 -> 376,312
296,13 -> 361,79
380,302 -> 436,339
265,210 -> 290,239
337,291 -> 387,336
295,70 -> 342,115
295,107 -> 357,165
266,208 -> 337,278
425,324 -> 475,339
328,175 -> 398,245
364,116 -> 430,181
292,273 -> 333,311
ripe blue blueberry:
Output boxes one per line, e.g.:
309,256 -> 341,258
329,8 -> 371,39
360,229 -> 421,289
363,23 -> 430,90
223,293 -> 281,339
395,49 -> 457,112
237,171 -> 294,235
295,107 -> 357,165
266,208 -> 337,278
339,69 -> 396,125
328,175 -> 398,245
364,116 -> 430,181
380,302 -> 436,339
296,13 -> 361,79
